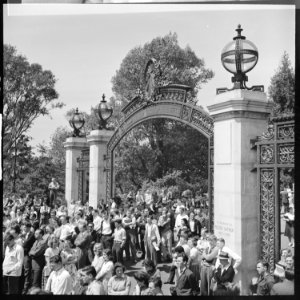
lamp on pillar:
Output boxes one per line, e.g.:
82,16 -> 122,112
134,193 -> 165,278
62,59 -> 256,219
217,24 -> 264,94
69,108 -> 85,137
96,94 -> 113,129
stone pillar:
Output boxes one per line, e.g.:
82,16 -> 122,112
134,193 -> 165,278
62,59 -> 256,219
207,89 -> 273,295
63,137 -> 88,209
87,129 -> 113,209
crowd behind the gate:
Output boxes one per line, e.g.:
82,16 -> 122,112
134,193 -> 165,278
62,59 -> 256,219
2,187 -> 294,295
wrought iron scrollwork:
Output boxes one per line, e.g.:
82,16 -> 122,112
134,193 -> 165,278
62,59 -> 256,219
278,144 -> 294,164
260,169 -> 275,273
260,145 -> 274,164
277,124 -> 294,140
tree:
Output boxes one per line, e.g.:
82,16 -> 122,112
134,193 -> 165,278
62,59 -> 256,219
268,52 -> 295,116
3,44 -> 64,162
111,33 -> 213,193
111,32 -> 214,104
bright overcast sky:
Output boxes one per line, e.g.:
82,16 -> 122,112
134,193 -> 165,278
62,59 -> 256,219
3,4 -> 295,152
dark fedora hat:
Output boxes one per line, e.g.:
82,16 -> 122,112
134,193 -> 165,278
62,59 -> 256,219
218,251 -> 230,260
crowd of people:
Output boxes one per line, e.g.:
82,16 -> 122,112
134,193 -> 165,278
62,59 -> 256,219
2,186 -> 295,295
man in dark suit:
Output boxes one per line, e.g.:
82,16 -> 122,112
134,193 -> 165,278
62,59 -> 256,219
212,251 -> 235,294
189,212 -> 201,237
21,221 -> 36,294
29,229 -> 47,288
170,252 -> 198,296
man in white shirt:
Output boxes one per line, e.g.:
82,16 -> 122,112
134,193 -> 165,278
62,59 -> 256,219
59,215 -> 74,240
93,209 -> 103,243
215,238 -> 242,274
3,234 -> 24,294
45,255 -> 73,295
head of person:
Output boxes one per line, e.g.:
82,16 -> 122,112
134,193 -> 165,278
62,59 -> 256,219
180,218 -> 189,228
76,211 -> 83,220
93,209 -> 99,217
126,209 -> 132,218
143,258 -> 156,275
285,256 -> 294,270
5,234 -> 15,248
80,266 -> 97,286
114,262 -> 126,278
22,221 -> 32,234
49,255 -> 63,272
52,217 -> 61,228
114,218 -> 122,228
175,252 -> 189,270
87,222 -> 94,232
93,243 -> 103,257
208,234 -> 217,247
144,208 -> 149,216
148,277 -> 162,294
102,210 -> 109,220
288,206 -> 294,214
134,271 -> 150,289
146,215 -> 153,225
45,225 -> 55,235
63,236 -> 74,250
218,251 -> 230,267
188,236 -> 198,249
217,237 -> 225,250
256,260 -> 269,276
10,224 -> 21,238
103,248 -> 113,262
34,229 -> 44,240
51,177 -> 56,183
179,206 -> 185,215
48,236 -> 59,249
50,210 -> 57,219
201,228 -> 207,239
78,221 -> 87,233
189,212 -> 195,220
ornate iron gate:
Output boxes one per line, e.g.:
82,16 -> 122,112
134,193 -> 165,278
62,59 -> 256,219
105,84 -> 214,231
77,148 -> 90,204
253,115 -> 294,271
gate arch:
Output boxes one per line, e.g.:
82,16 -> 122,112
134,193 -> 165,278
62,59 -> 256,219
105,84 -> 215,230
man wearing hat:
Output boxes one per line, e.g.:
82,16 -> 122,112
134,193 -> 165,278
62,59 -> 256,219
212,251 -> 235,294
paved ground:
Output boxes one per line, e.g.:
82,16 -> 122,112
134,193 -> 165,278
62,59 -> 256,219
123,258 -> 173,295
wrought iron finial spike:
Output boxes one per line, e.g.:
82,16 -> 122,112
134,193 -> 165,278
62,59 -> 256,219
102,94 -> 105,101
75,107 -> 79,113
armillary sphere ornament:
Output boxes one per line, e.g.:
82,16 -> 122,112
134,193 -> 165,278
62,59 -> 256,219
96,94 -> 113,130
217,25 -> 264,94
69,108 -> 85,137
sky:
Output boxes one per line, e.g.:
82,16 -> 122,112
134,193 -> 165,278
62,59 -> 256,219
3,3 -> 295,153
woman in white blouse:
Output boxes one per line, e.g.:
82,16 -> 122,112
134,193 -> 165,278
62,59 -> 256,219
96,248 -> 114,294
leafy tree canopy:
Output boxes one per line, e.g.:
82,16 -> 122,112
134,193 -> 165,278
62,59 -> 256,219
268,52 -> 295,116
111,32 -> 214,105
3,44 -> 64,159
